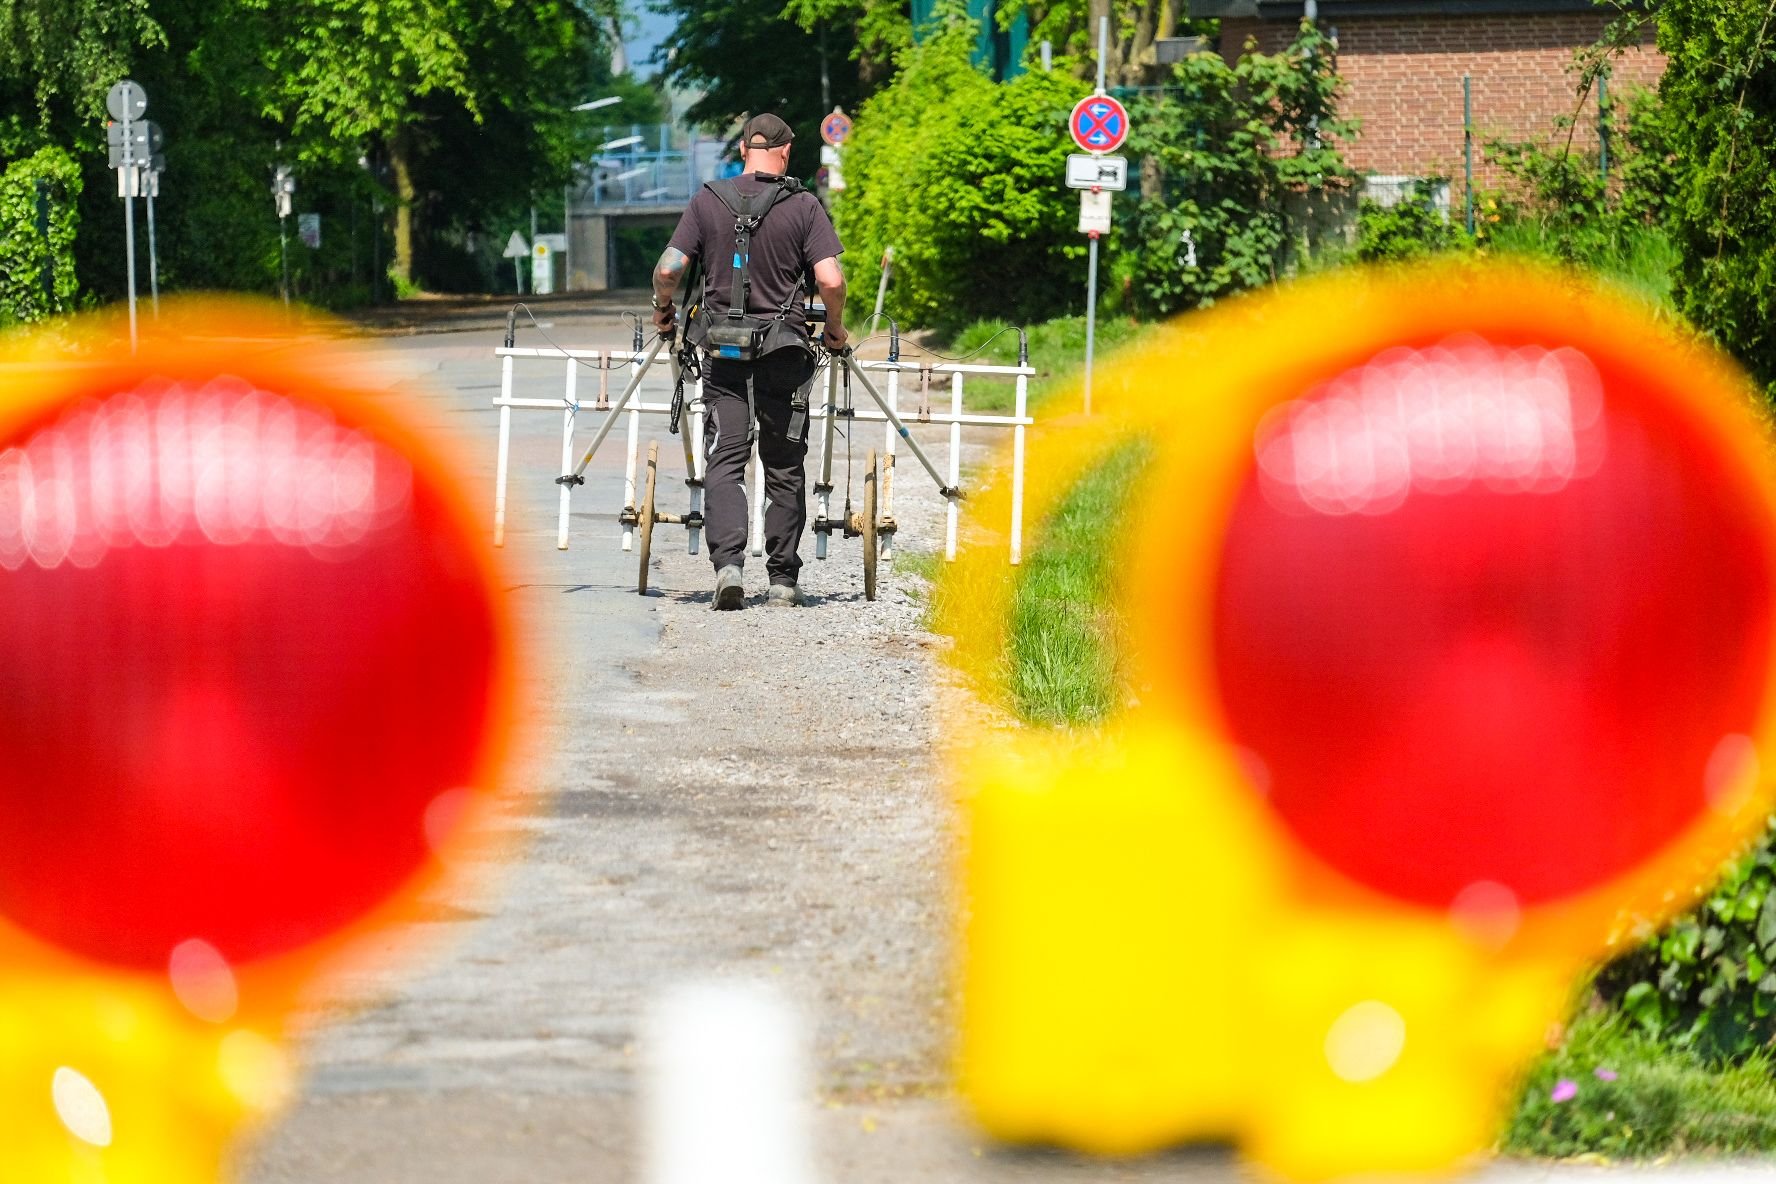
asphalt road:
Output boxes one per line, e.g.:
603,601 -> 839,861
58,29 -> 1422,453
234,293 -> 1767,1184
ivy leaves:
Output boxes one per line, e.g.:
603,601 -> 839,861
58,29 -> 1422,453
0,146 -> 81,325
1605,824 -> 1776,1059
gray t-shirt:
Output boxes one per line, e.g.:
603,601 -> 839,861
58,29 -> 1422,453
667,173 -> 843,334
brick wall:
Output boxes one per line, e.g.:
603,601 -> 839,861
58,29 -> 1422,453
1219,13 -> 1664,186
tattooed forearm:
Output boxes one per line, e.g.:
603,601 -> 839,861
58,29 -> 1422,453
653,247 -> 688,304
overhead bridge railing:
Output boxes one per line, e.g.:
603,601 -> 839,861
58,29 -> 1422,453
488,311 -> 1038,596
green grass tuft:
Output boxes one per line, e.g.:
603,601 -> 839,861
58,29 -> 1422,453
941,315 -> 1155,413
1502,1005 -> 1776,1160
1003,438 -> 1152,726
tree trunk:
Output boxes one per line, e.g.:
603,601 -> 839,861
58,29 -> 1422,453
1078,2 -> 1181,87
389,131 -> 416,291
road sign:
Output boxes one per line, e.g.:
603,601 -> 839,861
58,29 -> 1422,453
820,108 -> 853,146
106,79 -> 147,123
107,122 -> 147,168
502,231 -> 529,259
1069,94 -> 1129,154
271,164 -> 294,218
1066,153 -> 1127,191
298,212 -> 321,248
1078,189 -> 1112,236
533,240 -> 555,295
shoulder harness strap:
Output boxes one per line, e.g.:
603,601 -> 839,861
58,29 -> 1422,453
701,177 -> 805,319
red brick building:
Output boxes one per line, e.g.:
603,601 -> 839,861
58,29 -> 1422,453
1189,0 -> 1664,185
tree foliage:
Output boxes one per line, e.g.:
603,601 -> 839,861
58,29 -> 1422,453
0,0 -> 162,131
835,15 -> 1089,332
1113,21 -> 1355,317
0,0 -> 644,310
999,0 -> 1206,86
1646,0 -> 1776,395
0,146 -> 80,325
655,0 -> 869,179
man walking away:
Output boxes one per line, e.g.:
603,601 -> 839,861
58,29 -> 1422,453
650,113 -> 848,610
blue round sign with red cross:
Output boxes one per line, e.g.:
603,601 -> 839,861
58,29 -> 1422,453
1069,94 -> 1130,154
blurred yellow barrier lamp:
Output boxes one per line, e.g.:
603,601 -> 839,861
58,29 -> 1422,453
0,303 -> 519,1181
947,264 -> 1776,1179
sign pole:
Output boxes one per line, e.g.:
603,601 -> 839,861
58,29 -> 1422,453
1083,14 -> 1109,416
107,82 -> 151,350
146,171 -> 160,316
1083,225 -> 1099,415
124,168 -> 139,351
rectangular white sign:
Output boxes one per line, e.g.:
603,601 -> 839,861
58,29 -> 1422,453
1078,189 -> 1113,235
1066,154 -> 1128,191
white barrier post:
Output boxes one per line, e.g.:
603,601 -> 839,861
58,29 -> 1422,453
749,446 -> 766,558
815,360 -> 837,561
643,982 -> 815,1184
882,368 -> 899,561
689,378 -> 707,554
884,368 -> 899,464
1011,367 -> 1027,566
493,353 -> 514,547
556,358 -> 578,550
946,371 -> 962,561
624,347 -> 642,552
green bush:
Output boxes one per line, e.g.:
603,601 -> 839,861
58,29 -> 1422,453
1646,0 -> 1776,399
836,11 -> 1089,334
0,145 -> 81,325
1597,821 -> 1776,1059
1356,179 -> 1469,262
1113,21 -> 1356,317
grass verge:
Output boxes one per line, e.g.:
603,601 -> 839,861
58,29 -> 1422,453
1502,1005 -> 1776,1160
1002,438 -> 1150,726
935,314 -> 1153,414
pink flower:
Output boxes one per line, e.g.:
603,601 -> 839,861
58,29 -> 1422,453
1551,1079 -> 1579,1103
1594,1068 -> 1618,1082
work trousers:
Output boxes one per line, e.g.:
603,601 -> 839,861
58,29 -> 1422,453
700,348 -> 818,586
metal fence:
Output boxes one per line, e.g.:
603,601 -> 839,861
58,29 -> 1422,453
576,124 -> 729,210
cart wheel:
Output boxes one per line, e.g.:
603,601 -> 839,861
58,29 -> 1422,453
863,450 -> 879,602
637,441 -> 659,596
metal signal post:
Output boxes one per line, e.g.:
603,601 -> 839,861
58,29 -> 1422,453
105,80 -> 150,352
272,145 -> 295,308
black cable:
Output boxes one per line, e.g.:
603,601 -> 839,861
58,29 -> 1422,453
507,302 -> 666,387
841,316 -> 1028,367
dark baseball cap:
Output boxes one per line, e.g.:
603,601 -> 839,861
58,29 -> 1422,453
741,113 -> 795,149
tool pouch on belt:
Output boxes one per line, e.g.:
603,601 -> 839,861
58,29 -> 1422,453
705,318 -> 771,361
689,176 -> 815,364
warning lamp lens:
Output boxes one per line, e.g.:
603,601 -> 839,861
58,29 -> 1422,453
0,381 -> 500,969
1212,335 -> 1774,908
